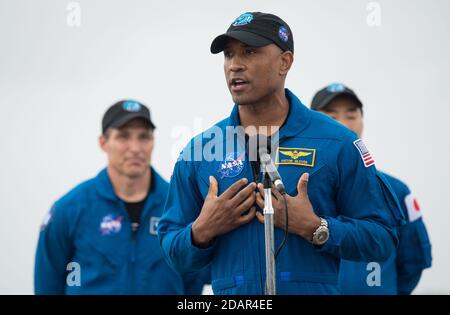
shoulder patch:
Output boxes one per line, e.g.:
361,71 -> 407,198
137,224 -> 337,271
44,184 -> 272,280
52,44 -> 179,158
405,193 -> 422,222
40,209 -> 53,231
353,139 -> 375,167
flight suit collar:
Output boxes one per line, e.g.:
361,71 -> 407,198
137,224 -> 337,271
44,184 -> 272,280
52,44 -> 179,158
228,88 -> 312,140
95,166 -> 166,206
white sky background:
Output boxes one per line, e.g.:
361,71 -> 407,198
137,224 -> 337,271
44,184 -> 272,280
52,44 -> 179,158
0,0 -> 449,294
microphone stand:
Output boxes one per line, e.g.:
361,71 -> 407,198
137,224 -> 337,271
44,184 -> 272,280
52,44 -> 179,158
263,171 -> 276,295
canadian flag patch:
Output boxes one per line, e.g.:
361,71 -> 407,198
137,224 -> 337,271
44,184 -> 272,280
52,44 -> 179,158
353,139 -> 375,167
405,193 -> 422,222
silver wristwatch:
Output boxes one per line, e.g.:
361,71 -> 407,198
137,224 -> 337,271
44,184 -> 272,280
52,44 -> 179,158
311,218 -> 329,246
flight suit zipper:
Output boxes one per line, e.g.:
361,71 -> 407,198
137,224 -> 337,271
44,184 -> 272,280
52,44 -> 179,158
121,201 -> 138,294
245,149 -> 265,295
130,223 -> 138,294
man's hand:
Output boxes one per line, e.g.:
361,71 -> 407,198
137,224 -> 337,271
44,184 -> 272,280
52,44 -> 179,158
192,176 -> 257,248
255,173 -> 320,241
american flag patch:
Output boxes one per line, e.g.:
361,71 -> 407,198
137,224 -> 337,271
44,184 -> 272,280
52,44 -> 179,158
353,139 -> 375,167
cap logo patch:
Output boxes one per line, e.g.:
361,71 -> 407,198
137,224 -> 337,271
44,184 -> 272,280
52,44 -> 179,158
122,100 -> 142,112
232,13 -> 254,26
278,26 -> 289,42
326,83 -> 345,93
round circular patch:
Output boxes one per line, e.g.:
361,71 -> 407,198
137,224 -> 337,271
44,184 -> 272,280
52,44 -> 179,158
278,26 -> 289,43
326,83 -> 346,93
122,100 -> 142,112
232,13 -> 254,26
218,152 -> 245,178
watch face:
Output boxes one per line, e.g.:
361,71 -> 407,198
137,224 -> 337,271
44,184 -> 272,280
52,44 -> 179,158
313,227 -> 329,245
316,231 -> 328,243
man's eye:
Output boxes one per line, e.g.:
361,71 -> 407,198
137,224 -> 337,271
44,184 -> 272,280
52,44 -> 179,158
346,116 -> 356,120
245,48 -> 256,54
139,134 -> 151,141
224,51 -> 232,58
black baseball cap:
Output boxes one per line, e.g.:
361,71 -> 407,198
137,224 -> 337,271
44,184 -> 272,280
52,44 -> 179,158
210,12 -> 294,54
311,83 -> 363,111
102,100 -> 155,133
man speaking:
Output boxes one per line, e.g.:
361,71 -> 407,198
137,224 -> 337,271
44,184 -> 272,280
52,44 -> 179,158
158,12 -> 403,294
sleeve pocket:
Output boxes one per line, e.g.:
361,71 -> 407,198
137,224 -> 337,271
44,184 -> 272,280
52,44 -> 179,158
375,172 -> 406,226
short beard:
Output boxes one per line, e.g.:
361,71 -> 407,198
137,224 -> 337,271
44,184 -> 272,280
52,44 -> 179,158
233,88 -> 277,106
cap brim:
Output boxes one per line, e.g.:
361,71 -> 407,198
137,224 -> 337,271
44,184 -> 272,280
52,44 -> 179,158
109,113 -> 156,130
313,92 -> 362,111
210,30 -> 273,54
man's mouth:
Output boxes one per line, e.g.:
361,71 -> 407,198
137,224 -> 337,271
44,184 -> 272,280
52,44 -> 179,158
127,158 -> 144,165
230,78 -> 249,92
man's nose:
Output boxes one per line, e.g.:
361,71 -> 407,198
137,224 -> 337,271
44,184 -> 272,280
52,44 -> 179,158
128,139 -> 141,152
228,55 -> 246,72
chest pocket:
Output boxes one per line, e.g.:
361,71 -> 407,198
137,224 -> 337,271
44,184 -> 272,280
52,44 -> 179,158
136,217 -> 166,267
197,160 -> 249,197
277,161 -> 327,196
74,215 -> 128,269
375,172 -> 406,226
74,234 -> 126,269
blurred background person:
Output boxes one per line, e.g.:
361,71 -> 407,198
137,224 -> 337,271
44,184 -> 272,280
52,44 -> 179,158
311,83 -> 432,294
34,100 -> 207,294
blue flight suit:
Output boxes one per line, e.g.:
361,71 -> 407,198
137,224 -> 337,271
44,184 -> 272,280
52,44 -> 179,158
339,172 -> 432,294
158,89 -> 404,294
35,167 -> 206,294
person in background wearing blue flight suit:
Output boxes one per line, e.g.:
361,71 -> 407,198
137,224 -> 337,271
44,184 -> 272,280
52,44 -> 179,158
34,100 -> 207,294
157,12 -> 404,295
311,83 -> 432,294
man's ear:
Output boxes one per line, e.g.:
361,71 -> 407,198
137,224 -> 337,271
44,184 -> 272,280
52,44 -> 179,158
279,51 -> 294,76
99,134 -> 107,152
359,119 -> 364,138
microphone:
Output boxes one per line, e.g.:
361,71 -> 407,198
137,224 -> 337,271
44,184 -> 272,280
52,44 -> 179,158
258,147 -> 286,195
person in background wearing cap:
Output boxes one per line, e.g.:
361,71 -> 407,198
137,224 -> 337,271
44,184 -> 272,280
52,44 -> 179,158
34,100 -> 207,294
310,83 -> 432,294
158,12 -> 403,294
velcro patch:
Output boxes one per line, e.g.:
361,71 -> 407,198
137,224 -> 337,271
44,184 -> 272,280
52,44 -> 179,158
405,193 -> 422,222
275,147 -> 316,167
353,139 -> 375,167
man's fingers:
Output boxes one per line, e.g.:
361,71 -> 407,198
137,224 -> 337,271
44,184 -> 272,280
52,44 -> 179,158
255,192 -> 264,209
221,178 -> 249,199
207,176 -> 218,197
258,183 -> 280,201
234,192 -> 256,215
238,207 -> 257,225
257,183 -> 264,195
230,182 -> 256,206
255,211 -> 264,224
297,172 -> 309,197
271,187 -> 282,200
